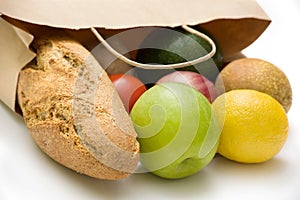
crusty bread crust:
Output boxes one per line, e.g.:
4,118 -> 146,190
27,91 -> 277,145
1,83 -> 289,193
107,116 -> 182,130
17,35 -> 139,180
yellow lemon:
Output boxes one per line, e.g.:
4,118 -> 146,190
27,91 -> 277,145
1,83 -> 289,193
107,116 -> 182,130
212,89 -> 289,163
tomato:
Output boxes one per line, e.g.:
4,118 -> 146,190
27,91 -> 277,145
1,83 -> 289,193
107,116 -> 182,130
109,74 -> 147,113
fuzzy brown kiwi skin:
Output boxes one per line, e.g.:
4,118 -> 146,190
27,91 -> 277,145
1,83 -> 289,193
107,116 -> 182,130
215,58 -> 292,113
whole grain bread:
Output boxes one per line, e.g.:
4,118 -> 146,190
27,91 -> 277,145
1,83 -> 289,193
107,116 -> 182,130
17,35 -> 139,180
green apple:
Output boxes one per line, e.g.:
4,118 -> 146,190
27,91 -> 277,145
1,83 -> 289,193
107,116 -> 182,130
130,82 -> 221,179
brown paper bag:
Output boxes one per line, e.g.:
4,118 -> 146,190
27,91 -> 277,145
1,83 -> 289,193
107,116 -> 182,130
0,0 -> 270,112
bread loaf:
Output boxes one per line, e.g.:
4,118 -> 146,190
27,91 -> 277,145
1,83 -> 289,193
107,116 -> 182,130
17,35 -> 139,180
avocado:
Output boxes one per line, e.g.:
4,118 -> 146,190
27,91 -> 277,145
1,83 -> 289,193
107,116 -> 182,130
135,27 -> 223,86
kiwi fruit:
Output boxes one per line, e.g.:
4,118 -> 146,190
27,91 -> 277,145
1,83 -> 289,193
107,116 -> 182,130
215,58 -> 292,112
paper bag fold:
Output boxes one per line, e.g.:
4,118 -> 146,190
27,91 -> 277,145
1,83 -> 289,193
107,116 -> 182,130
1,0 -> 268,29
0,17 -> 35,111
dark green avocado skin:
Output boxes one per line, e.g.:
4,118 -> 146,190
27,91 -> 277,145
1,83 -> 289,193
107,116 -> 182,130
135,27 -> 223,86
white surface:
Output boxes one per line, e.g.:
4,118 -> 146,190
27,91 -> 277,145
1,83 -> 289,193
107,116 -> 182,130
1,1 -> 300,199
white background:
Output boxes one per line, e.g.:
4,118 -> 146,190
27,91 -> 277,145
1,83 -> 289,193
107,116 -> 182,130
1,0 -> 300,199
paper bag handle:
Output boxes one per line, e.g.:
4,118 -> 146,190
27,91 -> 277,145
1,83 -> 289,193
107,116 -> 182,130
90,25 -> 216,70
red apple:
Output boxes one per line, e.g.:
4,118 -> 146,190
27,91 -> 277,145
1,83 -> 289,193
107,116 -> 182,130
157,71 -> 217,102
